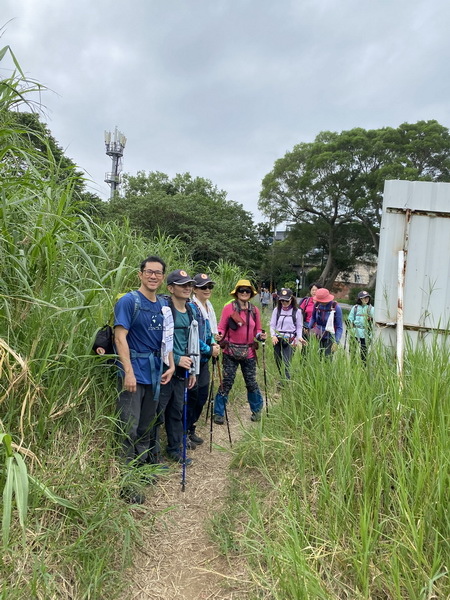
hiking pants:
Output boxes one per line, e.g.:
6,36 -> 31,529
358,337 -> 368,362
116,380 -> 157,466
214,354 -> 263,417
319,336 -> 334,357
152,372 -> 186,457
187,360 -> 210,434
274,339 -> 294,379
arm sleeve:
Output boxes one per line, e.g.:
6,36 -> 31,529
254,306 -> 262,337
334,305 -> 343,343
269,308 -> 278,336
295,308 -> 304,339
308,306 -> 317,329
199,339 -> 211,356
348,306 -> 356,324
217,303 -> 233,335
114,294 -> 134,330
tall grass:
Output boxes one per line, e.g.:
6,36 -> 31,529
0,44 -> 198,598
214,342 -> 449,599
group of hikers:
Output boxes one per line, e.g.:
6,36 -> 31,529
96,255 -> 374,504
268,282 -> 374,377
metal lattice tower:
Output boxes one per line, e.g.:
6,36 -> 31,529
104,127 -> 127,199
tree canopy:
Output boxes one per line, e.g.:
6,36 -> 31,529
108,171 -> 267,270
259,121 -> 450,287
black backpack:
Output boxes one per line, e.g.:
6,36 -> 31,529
92,291 -> 168,355
92,291 -> 141,355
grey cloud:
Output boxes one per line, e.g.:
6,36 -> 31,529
3,0 -> 450,219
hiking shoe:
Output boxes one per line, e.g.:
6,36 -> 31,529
167,453 -> 193,466
251,411 -> 262,422
189,433 -> 204,445
186,439 -> 197,450
120,487 -> 146,505
149,456 -> 170,471
213,414 -> 225,425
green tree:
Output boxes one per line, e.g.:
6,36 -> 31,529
259,121 -> 450,287
108,171 -> 265,270
6,111 -> 105,215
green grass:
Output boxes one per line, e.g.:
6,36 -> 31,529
212,342 -> 450,599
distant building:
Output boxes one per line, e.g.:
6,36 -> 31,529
335,260 -> 377,287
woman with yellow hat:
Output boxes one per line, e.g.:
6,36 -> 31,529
214,279 -> 267,423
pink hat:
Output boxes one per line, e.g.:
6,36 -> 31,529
315,288 -> 334,303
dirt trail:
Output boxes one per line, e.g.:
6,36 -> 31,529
127,402 -> 254,600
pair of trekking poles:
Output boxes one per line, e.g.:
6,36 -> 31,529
204,329 -> 270,444
181,336 -> 270,492
180,358 -> 232,492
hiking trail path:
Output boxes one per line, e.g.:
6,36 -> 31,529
128,401 -> 255,600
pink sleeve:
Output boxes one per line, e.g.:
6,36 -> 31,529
253,306 -> 262,337
218,303 -> 233,335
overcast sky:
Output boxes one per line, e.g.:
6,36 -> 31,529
2,0 -> 449,222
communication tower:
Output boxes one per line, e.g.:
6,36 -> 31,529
104,127 -> 127,199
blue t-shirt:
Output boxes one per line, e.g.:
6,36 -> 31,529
114,291 -> 164,385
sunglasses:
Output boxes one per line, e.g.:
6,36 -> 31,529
280,299 -> 291,303
237,288 -> 252,294
196,284 -> 214,290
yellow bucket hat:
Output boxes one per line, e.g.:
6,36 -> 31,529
229,279 -> 257,298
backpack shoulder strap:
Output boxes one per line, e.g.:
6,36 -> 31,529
186,301 -> 196,323
299,297 -> 308,318
157,293 -> 169,307
292,306 -> 297,326
129,291 -> 141,327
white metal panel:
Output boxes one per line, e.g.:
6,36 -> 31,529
375,180 -> 450,349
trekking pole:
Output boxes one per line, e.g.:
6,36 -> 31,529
343,321 -> 348,351
204,357 -> 216,423
181,368 -> 189,492
261,329 -> 269,416
216,359 -> 232,448
207,358 -> 217,453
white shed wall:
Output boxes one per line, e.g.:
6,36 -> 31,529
375,180 -> 450,348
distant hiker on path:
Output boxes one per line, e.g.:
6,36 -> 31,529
272,290 -> 278,309
114,256 -> 174,503
308,288 -> 343,357
260,288 -> 271,313
348,290 -> 374,362
214,279 -> 267,423
298,282 -> 319,341
187,273 -> 220,447
270,288 -> 305,382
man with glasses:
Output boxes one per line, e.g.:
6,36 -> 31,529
114,256 -> 175,503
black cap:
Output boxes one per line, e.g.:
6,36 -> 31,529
278,288 -> 293,299
358,290 -> 371,299
193,273 -> 216,287
166,269 -> 196,286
